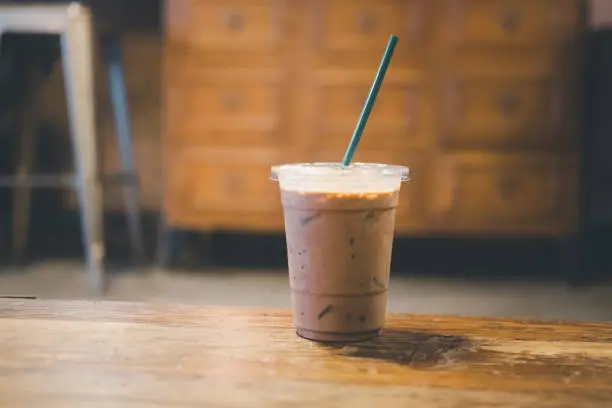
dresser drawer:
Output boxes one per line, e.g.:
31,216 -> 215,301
433,154 -> 574,233
439,72 -> 564,149
312,79 -> 422,151
315,0 -> 424,49
166,0 -> 287,51
166,153 -> 282,220
312,0 -> 425,67
165,80 -> 286,148
443,0 -> 582,48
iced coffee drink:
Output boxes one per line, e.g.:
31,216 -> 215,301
271,163 -> 409,342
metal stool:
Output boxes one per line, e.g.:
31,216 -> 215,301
0,3 -> 144,291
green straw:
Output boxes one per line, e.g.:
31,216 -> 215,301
342,35 -> 398,166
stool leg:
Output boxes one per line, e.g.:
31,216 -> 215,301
12,67 -> 42,264
101,38 -> 145,263
61,5 -> 105,291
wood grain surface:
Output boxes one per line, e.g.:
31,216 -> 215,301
0,299 -> 610,407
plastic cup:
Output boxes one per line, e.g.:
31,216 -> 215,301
271,162 -> 409,342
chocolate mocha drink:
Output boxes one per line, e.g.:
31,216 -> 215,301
271,163 -> 409,342
282,189 -> 398,342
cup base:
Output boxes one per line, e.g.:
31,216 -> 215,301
296,327 -> 382,343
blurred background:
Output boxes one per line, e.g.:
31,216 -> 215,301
0,0 -> 611,321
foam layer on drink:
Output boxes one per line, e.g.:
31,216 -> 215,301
271,162 -> 409,194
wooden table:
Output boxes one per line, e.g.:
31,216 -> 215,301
0,299 -> 611,407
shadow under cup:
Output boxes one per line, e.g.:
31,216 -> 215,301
271,163 -> 409,342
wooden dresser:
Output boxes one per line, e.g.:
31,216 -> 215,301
163,0 -> 586,236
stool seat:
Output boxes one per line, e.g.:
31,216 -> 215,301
0,4 -> 82,33
0,0 -> 126,37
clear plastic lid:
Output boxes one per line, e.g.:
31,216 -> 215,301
270,162 -> 409,193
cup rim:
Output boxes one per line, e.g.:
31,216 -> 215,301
270,162 -> 410,182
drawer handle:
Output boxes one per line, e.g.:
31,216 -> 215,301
357,12 -> 377,33
496,177 -> 518,200
223,93 -> 243,112
499,9 -> 522,33
225,11 -> 245,31
496,92 -> 520,116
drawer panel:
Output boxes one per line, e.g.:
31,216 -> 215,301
165,81 -> 286,148
443,0 -> 582,48
316,0 -> 424,50
311,79 -> 422,150
440,72 -> 563,149
433,154 -> 573,232
167,0 -> 287,51
312,0 -> 425,67
166,154 -> 282,217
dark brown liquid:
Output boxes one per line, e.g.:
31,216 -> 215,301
281,189 -> 399,342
